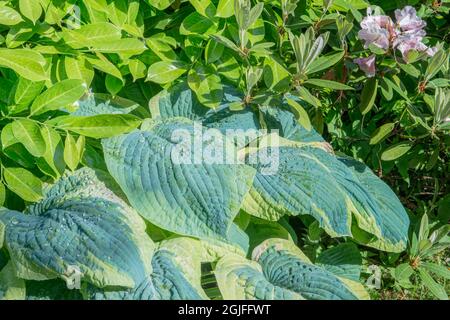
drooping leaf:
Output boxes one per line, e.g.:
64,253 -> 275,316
216,239 -> 368,300
0,168 -> 154,289
102,118 -> 256,246
82,238 -> 206,300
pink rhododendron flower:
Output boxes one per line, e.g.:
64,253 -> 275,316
358,26 -> 391,50
354,55 -> 376,77
358,8 -> 395,50
357,6 -> 436,63
395,6 -> 426,33
395,37 -> 428,60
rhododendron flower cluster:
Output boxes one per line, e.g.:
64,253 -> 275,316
355,6 -> 437,77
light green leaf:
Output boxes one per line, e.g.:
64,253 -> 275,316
304,79 -> 354,91
85,54 -> 123,80
11,119 -> 46,157
425,49 -> 447,81
0,49 -> 48,81
360,78 -> 378,115
0,6 -> 23,25
188,63 -> 223,109
306,50 -> 345,75
399,63 -> 420,78
19,0 -> 42,24
381,142 -> 413,161
286,98 -> 312,131
370,123 -> 395,145
128,59 -> 147,82
189,0 -> 215,18
418,268 -> 448,300
64,133 -> 81,171
216,0 -> 234,18
264,56 -> 291,92
90,38 -> 147,55
146,61 -> 188,84
180,12 -> 217,37
12,78 -> 45,113
37,126 -> 65,179
30,79 -> 86,116
3,167 -> 43,202
50,114 -> 142,139
64,56 -> 95,87
422,262 -> 450,280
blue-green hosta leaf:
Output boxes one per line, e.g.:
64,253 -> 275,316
242,146 -> 353,237
102,118 -> 256,246
242,145 -> 409,252
216,239 -> 368,300
0,168 -> 154,289
0,262 -> 26,300
149,83 -> 323,147
72,93 -> 140,116
82,238 -> 205,300
149,82 -> 209,121
149,83 -> 260,147
200,225 -> 249,263
316,243 -> 362,281
338,157 -> 410,252
259,103 -> 324,143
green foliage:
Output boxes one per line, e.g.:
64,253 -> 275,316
0,0 -> 448,300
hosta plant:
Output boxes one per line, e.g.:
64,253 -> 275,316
1,83 -> 411,300
0,0 -> 448,301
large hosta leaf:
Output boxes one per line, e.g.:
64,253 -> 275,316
150,83 -> 261,147
0,168 -> 154,289
72,93 -> 141,116
149,83 -> 321,147
215,239 -> 367,300
82,238 -> 206,300
259,103 -> 325,143
338,157 -> 410,252
241,144 -> 409,252
242,145 -> 353,237
102,118 -> 255,246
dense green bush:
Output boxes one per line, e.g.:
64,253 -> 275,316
0,0 -> 448,300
